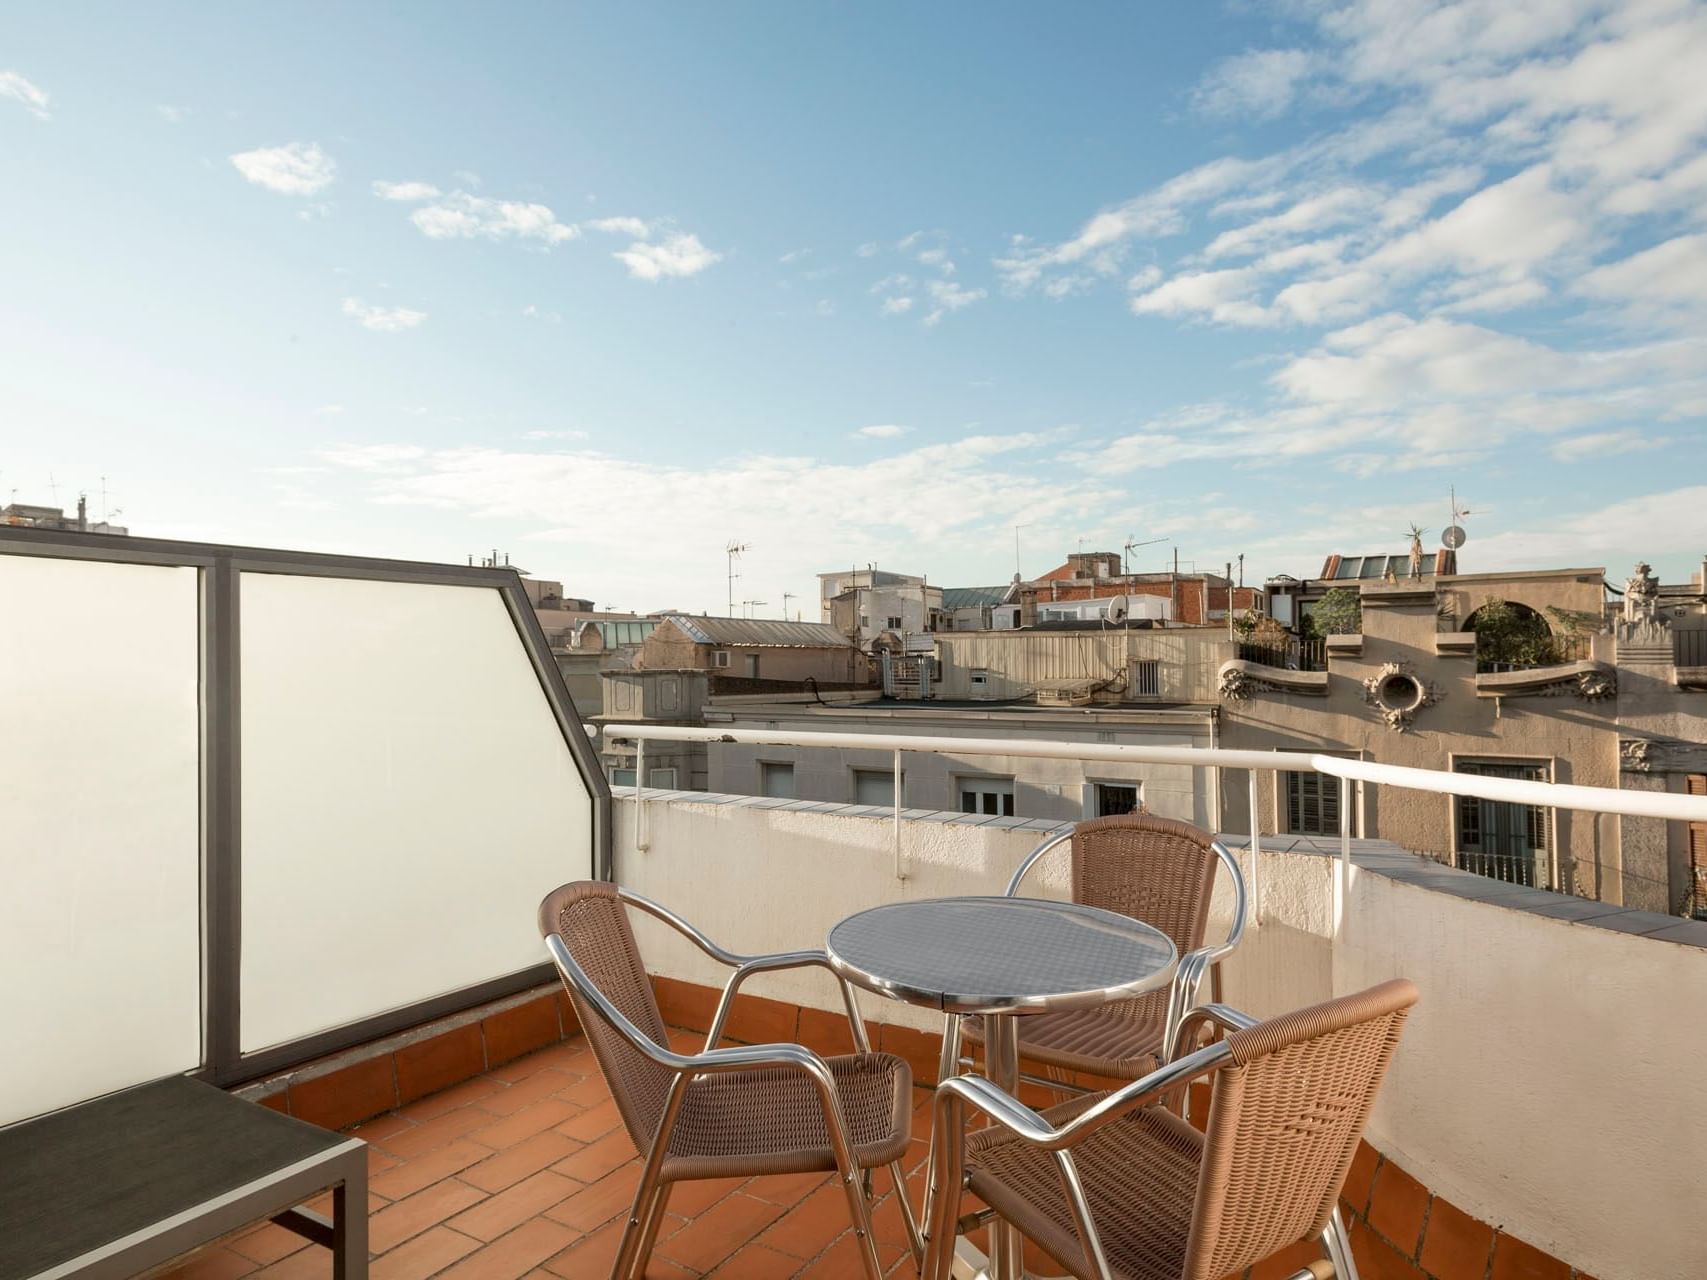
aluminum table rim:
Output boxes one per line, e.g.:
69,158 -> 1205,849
825,895 -> 1179,1016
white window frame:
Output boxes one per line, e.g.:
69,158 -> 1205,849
853,768 -> 899,807
713,650 -> 731,668
957,775 -> 1015,818
648,767 -> 678,790
759,760 -> 796,800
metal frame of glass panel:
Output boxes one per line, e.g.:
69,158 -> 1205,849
0,525 -> 611,1087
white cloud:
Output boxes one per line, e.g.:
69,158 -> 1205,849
156,104 -> 189,124
314,403 -> 345,415
521,304 -> 563,323
856,242 -> 881,257
1550,429 -> 1665,462
410,191 -> 578,244
589,216 -> 652,237
1192,48 -> 1316,120
313,428 -> 1117,611
341,297 -> 427,333
923,279 -> 987,325
613,232 -> 722,281
523,429 -> 588,441
0,70 -> 50,121
373,180 -> 440,201
230,142 -> 335,195
1131,267 -> 1270,326
315,443 -> 427,471
880,296 -> 915,315
855,424 -> 910,439
1577,233 -> 1707,320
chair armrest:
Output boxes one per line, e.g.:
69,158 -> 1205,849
706,952 -> 872,1053
1169,1001 -> 1260,1061
617,887 -> 751,967
933,1038 -> 1233,1153
1004,830 -> 1074,897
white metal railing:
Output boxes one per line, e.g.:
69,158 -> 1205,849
595,722 -> 1707,922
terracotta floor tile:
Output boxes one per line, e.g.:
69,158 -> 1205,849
551,1127 -> 637,1184
541,1218 -> 695,1278
371,1226 -> 482,1280
448,1169 -> 582,1242
709,1242 -> 806,1278
656,1191 -> 790,1272
760,1181 -> 860,1260
469,1097 -> 580,1149
664,1176 -> 747,1218
251,1245 -> 334,1278
747,1170 -> 833,1208
544,1161 -> 644,1233
345,1112 -> 415,1145
487,1039 -> 586,1083
150,1245 -> 261,1279
793,1229 -> 905,1279
396,1075 -> 504,1123
475,1068 -> 579,1117
368,1139 -> 492,1201
380,1106 -> 496,1160
367,1177 -> 487,1254
553,1071 -> 613,1108
227,1223 -> 311,1267
557,1095 -> 623,1142
462,1130 -> 585,1194
436,1218 -> 581,1280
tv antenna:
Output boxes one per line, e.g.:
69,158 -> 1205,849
1012,523 -> 1032,579
1123,534 -> 1165,576
1441,487 -> 1474,550
782,591 -> 796,620
725,540 -> 750,616
741,599 -> 767,618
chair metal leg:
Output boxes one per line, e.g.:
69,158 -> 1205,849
612,1170 -> 663,1280
834,1157 -> 886,1279
921,1016 -> 964,1249
887,1157 -> 925,1263
921,1090 -> 967,1280
627,1181 -> 674,1280
1323,1205 -> 1359,1280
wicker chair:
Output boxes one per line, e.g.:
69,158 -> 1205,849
959,814 -> 1247,1091
923,979 -> 1418,1280
539,881 -> 919,1280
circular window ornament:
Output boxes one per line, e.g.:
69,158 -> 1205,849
1362,662 -> 1438,731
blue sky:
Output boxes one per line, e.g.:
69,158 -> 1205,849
4,1 -> 1706,614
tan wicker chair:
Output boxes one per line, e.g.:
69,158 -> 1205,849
959,814 -> 1247,1090
539,881 -> 919,1280
922,979 -> 1418,1280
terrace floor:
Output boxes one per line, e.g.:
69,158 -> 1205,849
153,1027 -> 946,1280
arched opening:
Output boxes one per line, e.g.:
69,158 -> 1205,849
1464,599 -> 1559,672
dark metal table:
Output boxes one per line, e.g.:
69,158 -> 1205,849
826,896 -> 1177,1280
0,1076 -> 367,1280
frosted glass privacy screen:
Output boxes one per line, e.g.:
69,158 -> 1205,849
0,555 -> 203,1125
239,573 -> 592,1053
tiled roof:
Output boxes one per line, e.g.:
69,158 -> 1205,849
941,585 -> 1011,609
663,615 -> 851,648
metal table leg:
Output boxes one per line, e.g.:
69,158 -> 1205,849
983,1013 -> 1022,1280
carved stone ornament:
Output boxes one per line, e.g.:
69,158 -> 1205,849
1219,666 -> 1279,702
1576,668 -> 1617,700
1361,661 -> 1440,731
1620,737 -> 1654,773
1623,560 -> 1660,623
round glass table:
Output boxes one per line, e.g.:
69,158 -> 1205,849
827,896 -> 1178,1280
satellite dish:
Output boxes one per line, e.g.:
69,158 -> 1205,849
1106,595 -> 1130,625
1442,525 -> 1468,549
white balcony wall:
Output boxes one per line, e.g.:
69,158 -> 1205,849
240,573 -> 592,1053
0,556 -> 202,1126
614,793 -> 1706,1280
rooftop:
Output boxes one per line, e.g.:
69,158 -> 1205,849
662,614 -> 852,648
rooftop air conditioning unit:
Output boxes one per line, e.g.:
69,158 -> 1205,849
1035,679 -> 1096,707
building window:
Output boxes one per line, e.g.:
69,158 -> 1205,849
1285,771 -> 1341,836
854,769 -> 898,806
746,654 -> 760,678
713,650 -> 730,668
760,762 -> 796,800
1090,782 -> 1140,817
886,615 -> 903,629
959,776 -> 1015,817
1454,760 -> 1551,888
648,768 -> 677,789
610,767 -> 637,786
970,668 -> 989,693
1132,660 -> 1161,697
659,677 -> 679,713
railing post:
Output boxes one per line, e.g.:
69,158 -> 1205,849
1247,769 -> 1262,927
893,747 -> 907,882
636,737 -> 649,854
1336,774 -> 1352,933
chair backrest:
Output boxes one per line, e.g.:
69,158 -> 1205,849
1180,978 -> 1418,1280
537,881 -> 674,1152
1070,815 -> 1223,1024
